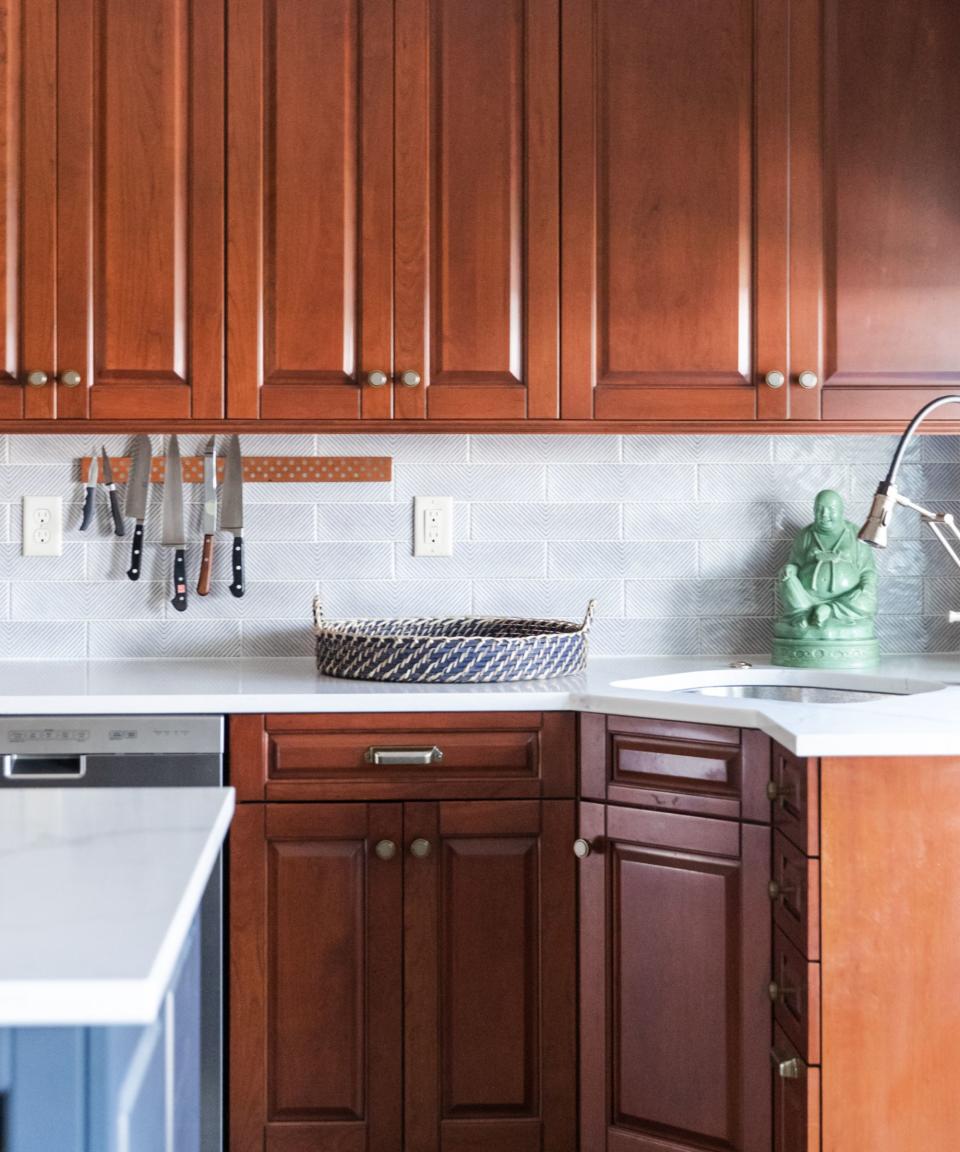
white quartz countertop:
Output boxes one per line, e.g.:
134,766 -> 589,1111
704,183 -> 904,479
0,786 -> 234,1027
0,655 -> 957,756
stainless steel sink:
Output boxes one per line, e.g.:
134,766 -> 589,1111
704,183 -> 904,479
610,668 -> 946,704
677,684 -> 899,704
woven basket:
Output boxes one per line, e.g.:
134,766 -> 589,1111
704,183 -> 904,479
313,598 -> 595,683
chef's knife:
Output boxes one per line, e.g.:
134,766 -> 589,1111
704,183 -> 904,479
124,435 -> 152,581
221,435 -> 244,597
162,435 -> 188,612
100,447 -> 126,537
197,436 -> 217,596
80,447 -> 99,532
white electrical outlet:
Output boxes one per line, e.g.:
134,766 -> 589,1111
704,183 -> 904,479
22,496 -> 63,557
414,496 -> 453,556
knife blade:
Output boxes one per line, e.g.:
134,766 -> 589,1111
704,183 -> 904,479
100,447 -> 126,537
80,447 -> 99,532
197,437 -> 217,596
221,435 -> 245,598
124,435 -> 152,581
162,435 -> 188,612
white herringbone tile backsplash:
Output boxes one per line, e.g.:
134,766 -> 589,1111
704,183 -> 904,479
0,432 -> 957,659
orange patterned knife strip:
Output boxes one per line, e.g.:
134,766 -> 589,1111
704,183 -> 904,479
80,456 -> 393,484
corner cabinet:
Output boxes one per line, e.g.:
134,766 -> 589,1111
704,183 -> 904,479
228,712 -> 577,1152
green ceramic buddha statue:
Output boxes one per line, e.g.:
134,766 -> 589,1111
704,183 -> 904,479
772,489 -> 879,669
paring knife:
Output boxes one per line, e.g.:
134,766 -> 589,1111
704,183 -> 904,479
162,435 -> 188,612
221,434 -> 245,597
100,447 -> 126,537
197,436 -> 217,596
124,435 -> 152,581
80,447 -> 99,532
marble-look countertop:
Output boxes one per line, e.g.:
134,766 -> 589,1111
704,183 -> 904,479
0,654 -> 957,756
0,787 -> 234,1027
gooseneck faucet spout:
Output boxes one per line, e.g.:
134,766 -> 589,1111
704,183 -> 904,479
858,396 -> 960,624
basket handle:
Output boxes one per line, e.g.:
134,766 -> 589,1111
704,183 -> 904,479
581,600 -> 597,633
312,596 -> 324,627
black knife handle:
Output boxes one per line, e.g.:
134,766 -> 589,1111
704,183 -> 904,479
127,522 -> 145,581
172,547 -> 188,612
80,486 -> 95,532
229,535 -> 245,598
107,487 -> 126,537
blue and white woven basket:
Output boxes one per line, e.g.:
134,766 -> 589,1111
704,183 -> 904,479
313,598 -> 595,683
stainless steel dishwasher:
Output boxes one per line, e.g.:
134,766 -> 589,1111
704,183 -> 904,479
0,715 -> 225,1152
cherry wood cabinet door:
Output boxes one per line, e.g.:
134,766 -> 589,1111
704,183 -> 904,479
54,0 -> 224,421
229,803 -> 403,1152
227,0 -> 393,421
403,799 -> 576,1152
579,804 -> 771,1152
794,0 -> 960,422
561,0 -> 785,423
393,0 -> 560,421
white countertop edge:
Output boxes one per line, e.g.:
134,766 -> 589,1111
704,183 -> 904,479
0,789 -> 235,1028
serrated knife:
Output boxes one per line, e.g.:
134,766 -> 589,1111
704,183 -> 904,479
79,446 -> 99,532
162,435 -> 188,612
100,446 -> 126,537
124,435 -> 152,580
221,434 -> 244,597
197,437 -> 217,596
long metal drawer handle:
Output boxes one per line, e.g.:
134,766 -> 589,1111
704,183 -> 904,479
771,1047 -> 801,1080
364,746 -> 444,766
2,754 -> 87,780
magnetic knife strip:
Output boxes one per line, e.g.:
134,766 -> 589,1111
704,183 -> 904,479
79,456 -> 393,483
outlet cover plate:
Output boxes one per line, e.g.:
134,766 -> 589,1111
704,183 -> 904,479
22,496 -> 63,556
414,496 -> 453,556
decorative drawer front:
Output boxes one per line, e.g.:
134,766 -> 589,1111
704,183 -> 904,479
772,831 -> 820,960
773,1025 -> 820,1152
230,713 -> 576,801
770,749 -> 819,855
772,927 -> 821,1065
581,714 -> 771,822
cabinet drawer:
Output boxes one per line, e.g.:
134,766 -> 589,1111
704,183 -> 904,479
230,713 -> 576,800
772,927 -> 820,1065
772,831 -> 820,960
581,714 -> 771,822
771,749 -> 819,855
773,1025 -> 820,1152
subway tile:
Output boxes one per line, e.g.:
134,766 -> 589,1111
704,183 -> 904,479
624,434 -> 772,463
624,502 -> 774,541
471,435 -> 620,463
6,434 -> 134,464
316,503 -> 411,541
0,437 -> 6,463
589,617 -> 700,656
11,581 -> 167,621
0,621 -> 86,658
0,543 -> 86,581
315,434 -> 470,462
318,580 -> 473,619
851,462 -> 960,503
549,540 -> 696,580
244,479 -> 394,504
88,620 -> 242,659
395,541 -> 546,581
923,578 -> 960,617
228,434 -> 316,455
876,616 -> 960,655
143,503 -> 314,544
170,581 -> 316,620
699,539 -> 793,579
241,619 -> 317,657
472,580 -> 621,619
0,505 -> 8,543
922,435 -> 960,463
700,618 -> 774,656
698,464 -> 849,503
471,503 -> 620,542
625,579 -> 775,619
547,464 -> 696,503
875,577 -> 925,617
395,464 -> 546,503
0,584 -> 8,620
246,542 -> 393,581
0,465 -> 78,504
773,434 -> 917,465
874,540 -> 960,577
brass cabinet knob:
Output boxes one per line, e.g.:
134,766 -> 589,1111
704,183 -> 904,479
768,980 -> 781,1003
367,370 -> 389,388
60,370 -> 82,388
764,370 -> 786,389
26,371 -> 48,387
768,880 -> 781,900
400,370 -> 421,388
798,370 -> 819,389
374,839 -> 397,861
409,837 -> 432,859
573,838 -> 592,859
766,780 -> 780,802
771,1048 -> 801,1080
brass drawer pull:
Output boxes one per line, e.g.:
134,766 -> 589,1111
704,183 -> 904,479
364,746 -> 443,766
768,980 -> 799,1004
771,1047 -> 801,1080
768,879 -> 798,902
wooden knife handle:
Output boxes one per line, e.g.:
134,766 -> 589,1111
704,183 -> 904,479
172,547 -> 188,612
126,522 -> 145,581
197,535 -> 214,596
229,535 -> 244,598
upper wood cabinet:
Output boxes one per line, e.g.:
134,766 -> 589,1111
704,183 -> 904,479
226,0 -> 559,423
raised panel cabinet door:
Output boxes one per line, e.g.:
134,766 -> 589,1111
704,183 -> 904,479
792,0 -> 960,421
561,0 -> 785,422
54,0 -> 224,421
227,0 -> 393,421
403,800 -> 576,1152
229,803 -> 403,1152
580,805 -> 771,1152
394,0 -> 560,421
0,0 -> 57,422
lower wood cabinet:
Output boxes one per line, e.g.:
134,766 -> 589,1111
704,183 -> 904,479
578,801 -> 772,1152
229,795 -> 576,1152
